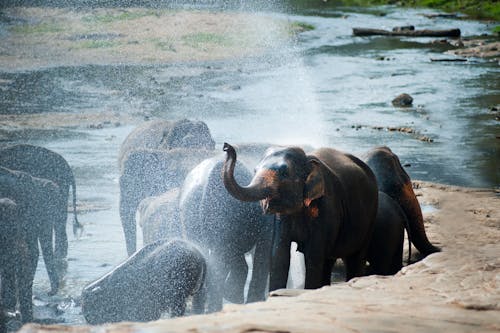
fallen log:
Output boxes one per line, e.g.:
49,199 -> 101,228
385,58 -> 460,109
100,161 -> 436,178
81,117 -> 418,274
353,27 -> 461,37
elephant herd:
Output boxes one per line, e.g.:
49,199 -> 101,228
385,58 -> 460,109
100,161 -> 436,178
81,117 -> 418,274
1,118 -> 440,327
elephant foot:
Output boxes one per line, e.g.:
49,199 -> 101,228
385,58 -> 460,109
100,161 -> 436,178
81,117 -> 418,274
48,282 -> 60,296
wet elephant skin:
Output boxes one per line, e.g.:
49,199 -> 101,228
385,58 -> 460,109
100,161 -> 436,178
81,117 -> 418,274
81,239 -> 206,324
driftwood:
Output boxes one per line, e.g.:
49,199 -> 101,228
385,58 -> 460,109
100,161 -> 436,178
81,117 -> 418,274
353,27 -> 461,37
430,58 -> 467,62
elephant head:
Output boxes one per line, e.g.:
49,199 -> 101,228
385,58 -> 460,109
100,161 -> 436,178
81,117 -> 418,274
223,142 -> 320,216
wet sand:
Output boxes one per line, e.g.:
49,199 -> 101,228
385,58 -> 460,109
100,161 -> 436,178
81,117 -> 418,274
19,181 -> 500,332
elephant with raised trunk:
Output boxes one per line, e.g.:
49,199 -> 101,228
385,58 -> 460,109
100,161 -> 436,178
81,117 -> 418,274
0,144 -> 82,268
222,143 -> 378,290
179,155 -> 273,312
119,119 -> 216,256
81,239 -> 206,324
363,146 -> 440,257
0,167 -> 64,323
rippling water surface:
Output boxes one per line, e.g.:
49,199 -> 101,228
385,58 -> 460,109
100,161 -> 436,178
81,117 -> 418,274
0,2 -> 498,327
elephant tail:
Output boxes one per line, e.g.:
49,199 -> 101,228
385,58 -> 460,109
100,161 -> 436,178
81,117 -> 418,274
71,173 -> 83,237
399,203 -> 412,264
400,181 -> 440,256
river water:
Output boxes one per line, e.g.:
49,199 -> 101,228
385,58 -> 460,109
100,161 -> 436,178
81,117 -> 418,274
0,2 -> 498,328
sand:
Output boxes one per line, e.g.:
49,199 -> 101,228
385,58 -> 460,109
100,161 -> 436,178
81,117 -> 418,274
19,181 -> 500,332
0,7 -> 301,72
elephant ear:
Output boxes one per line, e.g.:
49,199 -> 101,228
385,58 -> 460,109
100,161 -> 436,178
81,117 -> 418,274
303,157 -> 325,208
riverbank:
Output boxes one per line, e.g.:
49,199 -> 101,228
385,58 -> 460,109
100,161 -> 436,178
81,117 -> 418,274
0,7 -> 309,72
330,0 -> 500,22
19,181 -> 500,333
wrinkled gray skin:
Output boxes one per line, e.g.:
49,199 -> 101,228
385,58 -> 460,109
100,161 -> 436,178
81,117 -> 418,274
367,191 -> 411,275
178,155 -> 274,313
119,119 -> 216,256
136,188 -> 182,245
0,168 -> 64,323
0,197 -> 18,328
363,146 -> 440,257
81,239 -> 206,324
0,144 -> 82,267
223,143 -> 378,290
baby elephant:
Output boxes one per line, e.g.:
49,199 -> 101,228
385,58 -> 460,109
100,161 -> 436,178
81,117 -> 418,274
81,239 -> 206,324
367,191 -> 410,275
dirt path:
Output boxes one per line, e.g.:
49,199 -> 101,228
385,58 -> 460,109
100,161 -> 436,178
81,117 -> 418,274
19,181 -> 500,332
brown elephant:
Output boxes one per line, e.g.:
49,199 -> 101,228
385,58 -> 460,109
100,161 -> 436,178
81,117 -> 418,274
222,143 -> 378,290
363,146 -> 440,257
367,191 -> 411,275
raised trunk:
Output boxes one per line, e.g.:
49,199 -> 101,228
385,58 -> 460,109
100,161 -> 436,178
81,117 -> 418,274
222,143 -> 269,202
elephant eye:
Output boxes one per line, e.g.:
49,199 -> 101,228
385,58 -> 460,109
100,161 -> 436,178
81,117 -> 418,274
277,165 -> 289,178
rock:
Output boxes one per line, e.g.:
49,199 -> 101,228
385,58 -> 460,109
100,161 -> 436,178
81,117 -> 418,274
392,93 -> 414,107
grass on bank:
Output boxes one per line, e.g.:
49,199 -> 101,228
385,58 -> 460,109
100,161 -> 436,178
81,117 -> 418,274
333,0 -> 500,21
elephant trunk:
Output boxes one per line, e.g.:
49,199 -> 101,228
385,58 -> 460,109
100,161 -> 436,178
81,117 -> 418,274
222,143 -> 269,202
399,181 -> 440,255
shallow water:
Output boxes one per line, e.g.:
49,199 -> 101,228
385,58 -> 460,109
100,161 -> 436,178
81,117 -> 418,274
0,2 -> 498,327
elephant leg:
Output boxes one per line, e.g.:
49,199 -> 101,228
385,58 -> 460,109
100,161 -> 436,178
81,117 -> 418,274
223,255 -> 247,304
119,177 -> 139,256
38,224 -> 60,295
0,261 -> 17,312
205,255 -> 228,313
321,258 -> 335,286
343,251 -> 368,281
17,238 -> 38,323
304,250 -> 327,289
269,220 -> 291,292
53,202 -> 69,261
191,282 -> 207,314
247,230 -> 272,302
169,292 -> 188,317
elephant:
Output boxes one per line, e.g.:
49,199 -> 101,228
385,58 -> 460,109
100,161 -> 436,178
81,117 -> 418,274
0,144 -> 82,268
0,167 -> 64,323
81,239 -> 206,324
136,188 -> 182,246
222,142 -> 379,290
363,146 -> 440,256
367,191 -> 411,276
119,119 -> 217,256
176,154 -> 274,312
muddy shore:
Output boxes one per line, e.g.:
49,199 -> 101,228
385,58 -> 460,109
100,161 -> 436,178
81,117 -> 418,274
19,181 -> 500,333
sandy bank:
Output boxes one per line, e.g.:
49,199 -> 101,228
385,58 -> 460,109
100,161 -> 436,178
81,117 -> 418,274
0,7 -> 301,72
19,181 -> 500,333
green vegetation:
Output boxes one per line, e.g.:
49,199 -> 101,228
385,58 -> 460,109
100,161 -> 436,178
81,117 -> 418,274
343,0 -> 499,21
76,40 -> 122,49
82,10 -> 158,24
10,22 -> 63,34
149,38 -> 176,52
289,21 -> 316,33
182,32 -> 232,49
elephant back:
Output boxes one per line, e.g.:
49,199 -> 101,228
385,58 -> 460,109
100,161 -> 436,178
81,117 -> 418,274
118,119 -> 216,170
0,144 -> 73,194
81,239 -> 205,324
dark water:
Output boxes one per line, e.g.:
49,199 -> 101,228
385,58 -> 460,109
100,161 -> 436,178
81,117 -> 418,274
0,2 -> 498,328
